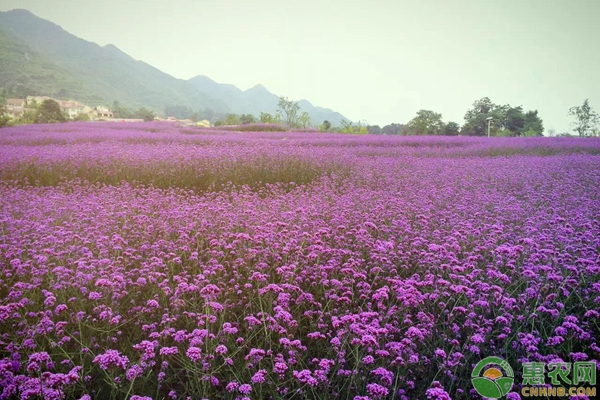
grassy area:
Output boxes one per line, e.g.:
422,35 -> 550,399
0,155 -> 350,191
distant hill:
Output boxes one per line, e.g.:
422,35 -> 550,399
0,9 -> 348,123
0,9 -> 228,112
0,28 -> 101,103
188,75 -> 347,126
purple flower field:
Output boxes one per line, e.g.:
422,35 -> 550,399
1,122 -> 599,399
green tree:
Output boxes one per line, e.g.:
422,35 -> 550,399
260,112 -> 274,123
0,107 -> 10,127
0,91 -> 10,127
462,97 -> 506,136
381,123 -> 405,135
320,120 -> 331,132
521,128 -> 539,137
406,109 -> 445,135
444,121 -> 460,136
277,96 -> 300,129
133,107 -> 155,122
35,99 -> 67,124
74,113 -> 91,122
340,119 -> 367,135
496,128 -> 515,137
503,106 -> 525,135
367,125 -> 382,135
569,99 -> 599,137
299,112 -> 311,129
522,110 -> 544,136
112,101 -> 133,119
240,114 -> 256,124
223,114 -> 240,125
20,106 -> 39,124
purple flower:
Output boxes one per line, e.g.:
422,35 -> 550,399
93,350 -> 129,370
367,383 -> 389,398
159,346 -> 179,356
126,364 -> 144,381
293,369 -> 318,386
225,381 -> 239,392
238,384 -> 252,394
274,362 -> 288,374
251,369 -> 267,384
186,347 -> 202,362
426,381 -> 451,400
434,349 -> 447,358
215,344 -> 227,355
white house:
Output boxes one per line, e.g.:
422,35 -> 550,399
94,106 -> 113,118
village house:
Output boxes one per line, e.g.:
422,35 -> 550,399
6,106 -> 25,119
5,99 -> 26,120
7,98 -> 26,108
94,105 -> 113,118
60,100 -> 85,119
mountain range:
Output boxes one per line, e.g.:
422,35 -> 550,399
0,9 -> 347,125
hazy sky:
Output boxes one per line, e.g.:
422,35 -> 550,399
1,0 -> 599,132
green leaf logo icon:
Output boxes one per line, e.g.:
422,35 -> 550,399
471,356 -> 515,399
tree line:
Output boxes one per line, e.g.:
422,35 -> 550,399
2,92 -> 599,136
367,97 -> 599,137
368,97 -> 545,137
112,101 -> 156,121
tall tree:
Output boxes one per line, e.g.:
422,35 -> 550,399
0,106 -> 9,128
0,90 -> 10,127
406,109 -> 445,135
223,114 -> 240,125
522,110 -> 544,136
274,111 -> 283,124
444,122 -> 460,136
260,112 -> 274,123
112,101 -> 133,119
462,97 -> 508,136
569,99 -> 599,137
299,111 -> 311,129
133,107 -> 155,122
340,119 -> 367,135
503,106 -> 525,135
35,99 -> 66,124
277,96 -> 300,129
462,97 -> 491,136
240,114 -> 256,124
381,123 -> 405,135
320,120 -> 331,132
367,125 -> 382,135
